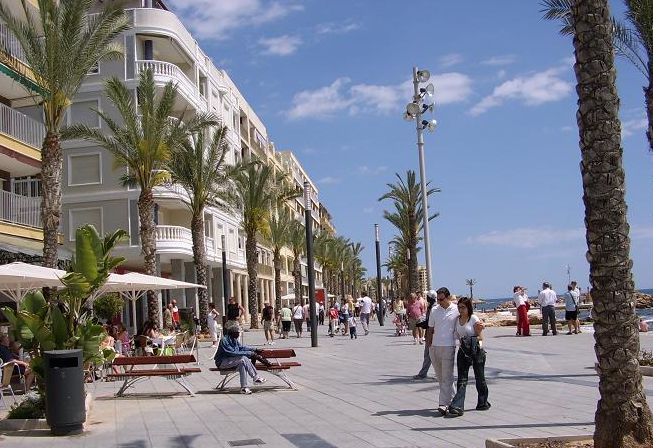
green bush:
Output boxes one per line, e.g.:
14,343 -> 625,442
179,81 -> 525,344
640,350 -> 653,367
93,293 -> 124,322
7,395 -> 45,419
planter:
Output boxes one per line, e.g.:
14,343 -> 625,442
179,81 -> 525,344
486,435 -> 593,448
641,365 -> 653,376
0,418 -> 48,431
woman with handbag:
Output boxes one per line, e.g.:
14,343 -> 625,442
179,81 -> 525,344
447,297 -> 490,416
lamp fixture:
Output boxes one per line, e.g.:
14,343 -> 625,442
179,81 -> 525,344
403,111 -> 413,121
422,103 -> 434,114
406,102 -> 420,116
421,119 -> 437,132
420,83 -> 435,97
416,69 -> 430,83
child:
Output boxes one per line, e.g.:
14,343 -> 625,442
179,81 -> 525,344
348,314 -> 358,339
329,306 -> 339,336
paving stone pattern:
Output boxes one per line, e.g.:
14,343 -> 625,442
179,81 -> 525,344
2,321 -> 653,448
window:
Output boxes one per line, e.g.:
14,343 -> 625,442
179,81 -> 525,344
68,153 -> 102,186
69,208 -> 102,241
69,100 -> 100,128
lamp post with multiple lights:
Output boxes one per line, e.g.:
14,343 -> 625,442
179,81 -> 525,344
304,181 -> 318,347
403,66 -> 436,290
375,224 -> 384,326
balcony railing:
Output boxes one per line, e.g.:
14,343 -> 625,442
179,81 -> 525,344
0,22 -> 27,64
155,225 -> 192,249
11,178 -> 41,197
135,60 -> 200,107
258,264 -> 274,277
0,103 -> 45,150
0,190 -> 41,228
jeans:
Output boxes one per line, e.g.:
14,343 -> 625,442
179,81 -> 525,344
216,356 -> 258,388
541,305 -> 557,335
429,346 -> 456,406
360,312 -> 370,332
449,346 -> 489,412
417,342 -> 433,377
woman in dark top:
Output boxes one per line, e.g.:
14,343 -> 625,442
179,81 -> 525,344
226,297 -> 244,322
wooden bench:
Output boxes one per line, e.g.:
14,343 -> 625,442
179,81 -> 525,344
209,349 -> 301,391
107,354 -> 201,397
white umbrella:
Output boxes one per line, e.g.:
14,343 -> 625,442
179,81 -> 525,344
0,262 -> 67,301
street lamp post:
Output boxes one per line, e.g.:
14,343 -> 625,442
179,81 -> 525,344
375,224 -> 384,326
221,234 -> 229,327
304,181 -> 318,347
340,261 -> 345,304
404,66 -> 436,290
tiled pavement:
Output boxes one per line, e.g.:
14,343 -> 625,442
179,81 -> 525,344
2,320 -> 653,448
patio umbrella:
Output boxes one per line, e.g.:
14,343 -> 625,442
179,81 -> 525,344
0,262 -> 66,301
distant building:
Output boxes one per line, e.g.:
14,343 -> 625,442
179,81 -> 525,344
417,266 -> 428,293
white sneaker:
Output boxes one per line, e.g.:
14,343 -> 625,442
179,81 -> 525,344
254,377 -> 266,384
413,339 -> 418,345
240,387 -> 252,394
269,341 -> 275,345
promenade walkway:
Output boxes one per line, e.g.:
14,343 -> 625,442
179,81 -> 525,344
3,320 -> 653,448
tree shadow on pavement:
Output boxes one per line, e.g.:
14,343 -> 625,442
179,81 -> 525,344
373,409 -> 437,418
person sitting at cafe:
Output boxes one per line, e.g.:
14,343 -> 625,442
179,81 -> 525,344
0,334 -> 34,390
214,322 -> 269,395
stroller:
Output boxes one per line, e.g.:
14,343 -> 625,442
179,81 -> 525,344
393,314 -> 406,336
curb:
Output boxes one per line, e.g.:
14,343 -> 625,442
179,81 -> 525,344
0,418 -> 48,431
486,434 -> 593,448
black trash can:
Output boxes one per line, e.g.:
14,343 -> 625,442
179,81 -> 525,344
43,349 -> 85,436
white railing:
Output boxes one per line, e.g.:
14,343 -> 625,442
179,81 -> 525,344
0,190 -> 41,228
11,178 -> 41,197
205,236 -> 215,254
135,60 -> 198,100
155,225 -> 192,244
0,103 -> 45,149
0,21 -> 27,64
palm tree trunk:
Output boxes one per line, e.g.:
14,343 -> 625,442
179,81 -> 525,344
191,211 -> 208,332
245,234 -> 259,329
293,255 -> 302,305
138,190 -> 159,323
273,252 -> 282,312
572,2 -> 653,447
41,131 -> 62,269
645,77 -> 653,154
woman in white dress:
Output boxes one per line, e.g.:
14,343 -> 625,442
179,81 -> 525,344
207,302 -> 221,347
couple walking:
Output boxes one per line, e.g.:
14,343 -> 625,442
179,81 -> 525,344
423,287 -> 491,417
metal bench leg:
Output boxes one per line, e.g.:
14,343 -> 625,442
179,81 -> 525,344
271,370 -> 297,390
215,372 -> 236,390
175,376 -> 195,396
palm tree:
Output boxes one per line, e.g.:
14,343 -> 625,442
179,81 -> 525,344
64,69 -> 214,323
287,220 -> 306,305
465,278 -> 476,299
349,242 -> 364,296
167,125 -> 232,330
0,0 -> 130,268
230,161 -> 298,328
266,208 -> 293,312
542,0 -> 653,154
379,171 -> 438,295
550,1 -> 653,446
313,231 -> 335,300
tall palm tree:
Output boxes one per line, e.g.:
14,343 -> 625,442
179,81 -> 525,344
230,161 -> 298,328
266,208 -> 293,312
167,125 -> 233,330
64,69 -> 214,323
287,220 -> 306,305
554,1 -> 653,446
0,0 -> 130,268
313,231 -> 335,300
465,278 -> 476,299
542,0 -> 653,154
349,242 -> 364,297
379,171 -> 438,295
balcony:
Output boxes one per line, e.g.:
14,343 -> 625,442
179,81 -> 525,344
258,264 -> 274,277
0,190 -> 41,228
0,102 -> 45,150
155,225 -> 192,255
152,182 -> 190,204
135,60 -> 205,111
0,21 -> 27,64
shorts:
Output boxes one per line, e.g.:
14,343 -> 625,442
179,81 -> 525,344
263,320 -> 273,331
282,320 -> 291,332
565,310 -> 578,321
408,317 -> 418,331
293,318 -> 304,332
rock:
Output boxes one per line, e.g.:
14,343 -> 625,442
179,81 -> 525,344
635,293 -> 653,309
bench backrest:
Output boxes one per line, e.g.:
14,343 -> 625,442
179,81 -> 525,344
260,349 -> 296,358
113,354 -> 196,365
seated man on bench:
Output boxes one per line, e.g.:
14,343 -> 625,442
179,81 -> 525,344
214,322 -> 270,394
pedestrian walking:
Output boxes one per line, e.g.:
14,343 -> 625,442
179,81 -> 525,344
538,282 -> 558,336
292,301 -> 304,338
348,314 -> 358,339
513,285 -> 530,336
358,291 -> 373,335
318,303 -> 325,325
207,302 -> 220,347
447,297 -> 490,416
261,302 -> 275,345
328,304 -> 339,336
414,290 -> 437,379
339,298 -> 350,335
564,284 -> 581,335
407,292 -> 426,344
280,303 -> 292,339
426,287 -> 459,416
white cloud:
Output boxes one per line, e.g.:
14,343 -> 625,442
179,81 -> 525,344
287,73 -> 472,120
168,0 -> 303,40
632,226 -> 653,239
358,165 -> 387,176
470,67 -> 572,116
481,55 -> 516,66
439,53 -> 464,68
466,227 -> 584,249
561,125 -> 574,132
622,116 -> 647,138
318,176 -> 341,185
259,35 -> 302,56
316,21 -> 360,35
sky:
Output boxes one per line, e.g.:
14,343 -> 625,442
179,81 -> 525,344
168,0 -> 653,299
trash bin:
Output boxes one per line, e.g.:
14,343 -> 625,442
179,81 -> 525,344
43,349 -> 85,436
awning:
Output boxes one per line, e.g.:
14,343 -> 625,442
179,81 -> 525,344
0,261 -> 66,301
0,61 -> 44,95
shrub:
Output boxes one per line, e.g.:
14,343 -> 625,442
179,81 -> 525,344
7,395 -> 45,419
640,350 -> 653,367
93,293 -> 124,322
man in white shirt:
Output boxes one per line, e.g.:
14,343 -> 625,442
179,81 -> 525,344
359,292 -> 373,335
425,287 -> 459,415
538,282 -> 558,336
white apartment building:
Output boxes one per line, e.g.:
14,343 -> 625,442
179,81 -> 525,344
55,0 -> 332,325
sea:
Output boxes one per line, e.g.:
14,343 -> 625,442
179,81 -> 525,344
479,288 -> 653,322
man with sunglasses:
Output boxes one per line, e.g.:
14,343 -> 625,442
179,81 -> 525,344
425,287 -> 459,416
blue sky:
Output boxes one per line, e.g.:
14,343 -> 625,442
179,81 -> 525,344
169,0 -> 653,299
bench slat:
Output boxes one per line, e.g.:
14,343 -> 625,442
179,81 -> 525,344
107,368 -> 200,378
259,349 -> 295,358
113,355 -> 196,366
209,361 -> 301,372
